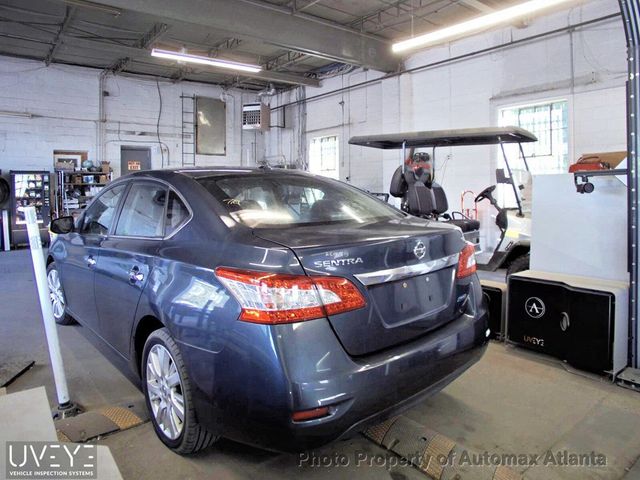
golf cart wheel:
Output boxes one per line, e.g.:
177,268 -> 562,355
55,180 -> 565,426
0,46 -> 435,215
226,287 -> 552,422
507,254 -> 530,277
46,263 -> 75,325
142,328 -> 219,454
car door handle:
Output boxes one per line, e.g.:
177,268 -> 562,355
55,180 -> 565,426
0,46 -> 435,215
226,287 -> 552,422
128,266 -> 144,284
87,255 -> 96,268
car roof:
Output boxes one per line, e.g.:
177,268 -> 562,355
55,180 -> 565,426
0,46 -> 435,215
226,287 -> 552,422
348,126 -> 537,149
124,166 -> 308,180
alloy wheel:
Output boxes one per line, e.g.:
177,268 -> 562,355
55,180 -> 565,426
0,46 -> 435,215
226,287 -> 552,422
146,344 -> 185,440
47,269 -> 66,320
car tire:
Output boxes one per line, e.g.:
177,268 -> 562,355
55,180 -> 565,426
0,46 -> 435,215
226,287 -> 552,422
46,263 -> 75,325
506,254 -> 530,277
142,328 -> 219,454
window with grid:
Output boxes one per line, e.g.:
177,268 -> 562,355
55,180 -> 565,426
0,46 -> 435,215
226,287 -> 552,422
309,135 -> 339,179
498,100 -> 569,174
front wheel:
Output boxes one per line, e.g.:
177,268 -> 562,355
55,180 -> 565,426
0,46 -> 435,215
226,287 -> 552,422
142,328 -> 218,454
46,263 -> 75,325
507,254 -> 530,277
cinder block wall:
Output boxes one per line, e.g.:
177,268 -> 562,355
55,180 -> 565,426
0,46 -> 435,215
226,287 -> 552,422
0,58 -> 262,177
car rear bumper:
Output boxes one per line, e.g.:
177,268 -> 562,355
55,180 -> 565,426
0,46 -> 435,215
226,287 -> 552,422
181,304 -> 489,453
275,310 -> 488,452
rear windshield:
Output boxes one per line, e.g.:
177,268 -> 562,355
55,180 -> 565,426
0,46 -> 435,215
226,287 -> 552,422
197,173 -> 403,228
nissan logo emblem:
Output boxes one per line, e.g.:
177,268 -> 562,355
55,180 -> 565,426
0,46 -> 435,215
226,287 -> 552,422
413,241 -> 426,260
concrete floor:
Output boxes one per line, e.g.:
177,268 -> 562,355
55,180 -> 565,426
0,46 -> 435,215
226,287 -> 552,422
2,249 -> 640,479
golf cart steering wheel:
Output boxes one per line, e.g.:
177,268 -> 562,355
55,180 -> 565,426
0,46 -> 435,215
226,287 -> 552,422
475,185 -> 496,203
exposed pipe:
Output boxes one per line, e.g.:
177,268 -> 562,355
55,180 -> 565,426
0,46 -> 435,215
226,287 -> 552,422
271,12 -> 622,112
98,70 -> 106,165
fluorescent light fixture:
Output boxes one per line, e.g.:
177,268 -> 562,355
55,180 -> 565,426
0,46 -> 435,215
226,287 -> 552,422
392,0 -> 575,53
151,48 -> 262,73
0,110 -> 32,118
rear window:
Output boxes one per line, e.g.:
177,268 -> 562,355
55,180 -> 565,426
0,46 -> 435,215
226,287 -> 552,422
197,173 -> 403,228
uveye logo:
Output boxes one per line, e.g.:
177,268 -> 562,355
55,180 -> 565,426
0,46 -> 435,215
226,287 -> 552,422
6,442 -> 97,479
523,335 -> 545,347
525,297 -> 545,319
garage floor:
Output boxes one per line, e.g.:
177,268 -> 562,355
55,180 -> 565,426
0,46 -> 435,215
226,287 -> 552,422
2,249 -> 640,480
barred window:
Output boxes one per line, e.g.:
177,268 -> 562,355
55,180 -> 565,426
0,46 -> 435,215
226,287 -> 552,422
499,100 -> 569,174
309,135 -> 339,179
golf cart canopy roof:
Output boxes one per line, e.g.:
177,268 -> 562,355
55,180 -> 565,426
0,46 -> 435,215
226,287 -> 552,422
348,126 -> 537,149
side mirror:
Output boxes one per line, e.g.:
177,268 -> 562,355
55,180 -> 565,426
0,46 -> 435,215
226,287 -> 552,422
50,216 -> 75,234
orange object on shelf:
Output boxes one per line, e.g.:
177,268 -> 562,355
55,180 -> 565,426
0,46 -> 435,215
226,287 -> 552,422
569,151 -> 626,173
568,162 -> 610,173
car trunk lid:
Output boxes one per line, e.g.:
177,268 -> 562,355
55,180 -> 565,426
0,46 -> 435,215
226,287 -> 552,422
255,218 -> 466,356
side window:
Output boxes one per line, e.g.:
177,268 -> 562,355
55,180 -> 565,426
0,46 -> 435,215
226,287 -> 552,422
81,184 -> 126,235
115,183 -> 167,238
165,191 -> 189,236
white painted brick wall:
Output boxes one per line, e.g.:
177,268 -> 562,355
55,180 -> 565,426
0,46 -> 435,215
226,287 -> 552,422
0,57 -> 260,177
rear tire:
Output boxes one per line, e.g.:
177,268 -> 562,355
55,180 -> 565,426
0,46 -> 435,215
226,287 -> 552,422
142,328 -> 218,454
46,263 -> 75,325
507,254 -> 530,277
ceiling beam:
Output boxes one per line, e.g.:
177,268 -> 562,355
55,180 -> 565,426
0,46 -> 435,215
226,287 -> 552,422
84,0 -> 399,72
103,24 -> 167,74
348,0 -> 445,34
45,6 -> 74,66
56,34 -> 319,86
134,22 -> 168,49
459,0 -> 494,13
105,56 -> 131,73
263,50 -> 308,71
207,37 -> 242,57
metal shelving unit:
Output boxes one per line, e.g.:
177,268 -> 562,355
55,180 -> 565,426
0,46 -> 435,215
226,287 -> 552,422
55,169 -> 112,218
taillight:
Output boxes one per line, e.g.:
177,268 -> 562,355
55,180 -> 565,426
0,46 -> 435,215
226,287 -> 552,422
215,267 -> 366,324
457,243 -> 477,279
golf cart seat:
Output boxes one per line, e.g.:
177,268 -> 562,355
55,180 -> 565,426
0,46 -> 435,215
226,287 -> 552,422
392,169 -> 481,230
431,183 -> 480,232
407,182 -> 436,216
390,166 -> 408,198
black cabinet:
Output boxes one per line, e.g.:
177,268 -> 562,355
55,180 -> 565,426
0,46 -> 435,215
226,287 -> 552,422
481,280 -> 506,340
507,275 -> 616,374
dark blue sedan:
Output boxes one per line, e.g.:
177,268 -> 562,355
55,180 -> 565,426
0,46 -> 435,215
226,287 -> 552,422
47,167 -> 489,453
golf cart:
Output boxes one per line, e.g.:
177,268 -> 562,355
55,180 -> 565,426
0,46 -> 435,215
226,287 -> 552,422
349,126 -> 538,276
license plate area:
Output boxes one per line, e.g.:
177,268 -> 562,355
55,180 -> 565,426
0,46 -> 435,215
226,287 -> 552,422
367,267 -> 455,328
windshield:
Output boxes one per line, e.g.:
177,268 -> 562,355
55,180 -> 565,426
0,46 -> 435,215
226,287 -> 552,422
197,173 -> 403,228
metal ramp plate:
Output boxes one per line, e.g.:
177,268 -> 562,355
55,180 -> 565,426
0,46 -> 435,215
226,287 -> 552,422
55,400 -> 149,443
0,355 -> 34,387
364,415 -> 522,480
